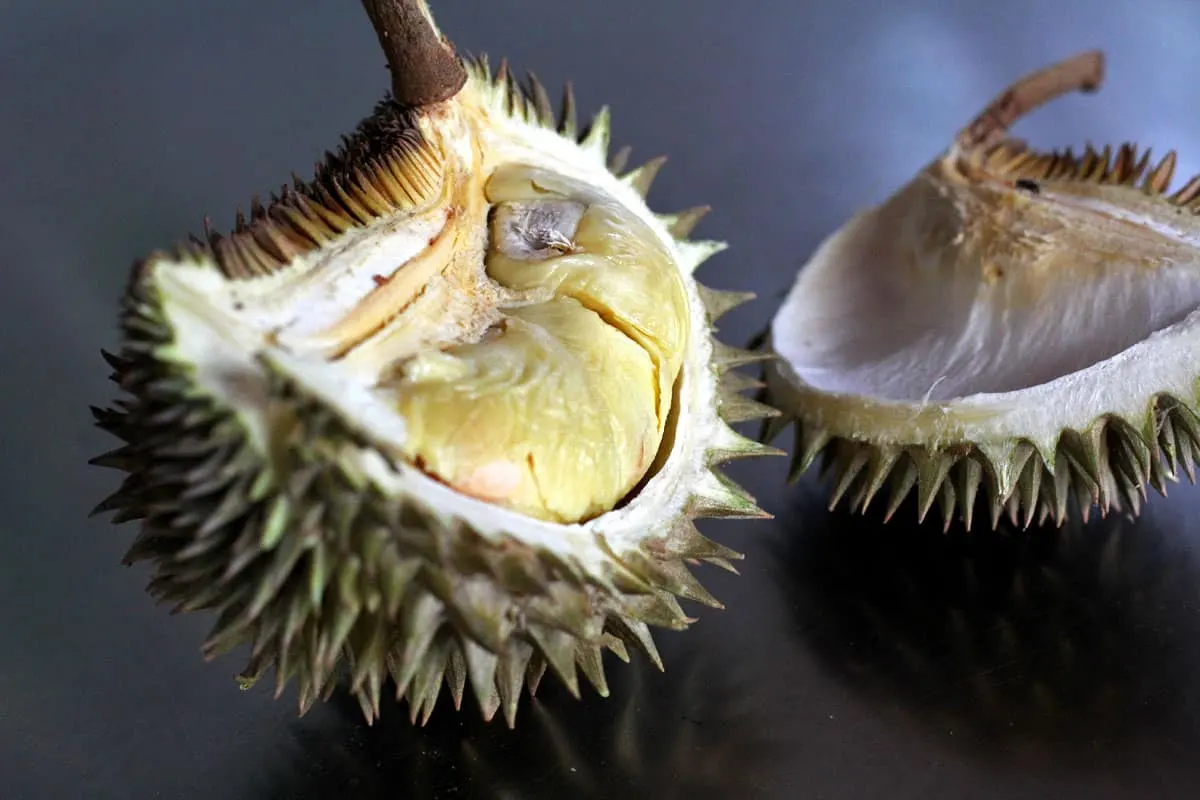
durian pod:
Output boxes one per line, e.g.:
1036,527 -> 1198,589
761,50 -> 1200,529
89,0 -> 780,728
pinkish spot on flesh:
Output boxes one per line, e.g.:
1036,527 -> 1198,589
456,460 -> 523,502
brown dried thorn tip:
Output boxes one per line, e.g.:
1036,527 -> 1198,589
955,50 -> 1106,153
361,0 -> 467,108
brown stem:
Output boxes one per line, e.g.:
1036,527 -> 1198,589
955,50 -> 1105,153
361,0 -> 467,108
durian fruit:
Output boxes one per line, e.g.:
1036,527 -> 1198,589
762,50 -> 1200,529
89,0 -> 779,728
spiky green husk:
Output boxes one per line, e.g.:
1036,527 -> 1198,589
760,359 -> 1200,530
91,62 -> 780,727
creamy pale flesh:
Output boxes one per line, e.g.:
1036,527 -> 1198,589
776,161 -> 1200,403
150,118 -> 690,526
391,164 -> 688,523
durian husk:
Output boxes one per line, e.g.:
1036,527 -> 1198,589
761,50 -> 1200,530
90,55 -> 781,727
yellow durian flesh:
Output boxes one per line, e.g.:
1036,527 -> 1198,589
765,50 -> 1200,527
394,165 -> 688,522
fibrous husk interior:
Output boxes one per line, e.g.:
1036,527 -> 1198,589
777,50 -> 1200,405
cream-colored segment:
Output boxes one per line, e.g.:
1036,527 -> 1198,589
394,297 -> 658,522
483,165 -> 688,430
391,163 -> 690,523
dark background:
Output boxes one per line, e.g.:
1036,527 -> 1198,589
4,1 -> 1200,797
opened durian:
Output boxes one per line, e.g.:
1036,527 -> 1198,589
89,0 -> 778,728
763,50 -> 1200,529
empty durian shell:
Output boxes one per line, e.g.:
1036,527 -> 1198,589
90,0 -> 779,728
763,50 -> 1200,530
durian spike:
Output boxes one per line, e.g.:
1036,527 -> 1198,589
360,0 -> 467,108
954,50 -> 1105,156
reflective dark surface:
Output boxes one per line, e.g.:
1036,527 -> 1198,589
5,1 -> 1200,797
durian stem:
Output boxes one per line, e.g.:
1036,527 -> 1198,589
955,50 -> 1105,153
361,0 -> 467,108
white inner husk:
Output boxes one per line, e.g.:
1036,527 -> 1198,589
770,200 -> 1200,449
776,207 -> 1200,404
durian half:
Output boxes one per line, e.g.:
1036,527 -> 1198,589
763,51 -> 1200,530
90,0 -> 779,728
